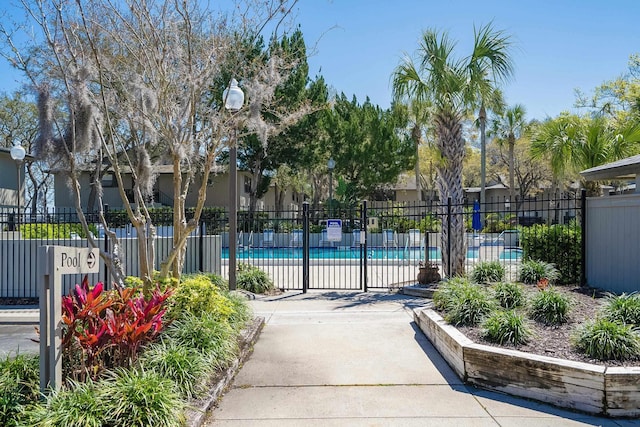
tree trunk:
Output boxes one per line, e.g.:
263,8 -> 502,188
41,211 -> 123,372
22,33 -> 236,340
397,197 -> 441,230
508,134 -> 515,203
479,104 -> 487,210
434,111 -> 466,277
412,124 -> 422,201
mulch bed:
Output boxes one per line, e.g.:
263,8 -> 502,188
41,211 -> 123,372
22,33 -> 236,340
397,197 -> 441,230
448,285 -> 639,368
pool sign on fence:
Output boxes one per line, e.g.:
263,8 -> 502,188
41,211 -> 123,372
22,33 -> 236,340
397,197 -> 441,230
327,219 -> 342,242
39,245 -> 100,392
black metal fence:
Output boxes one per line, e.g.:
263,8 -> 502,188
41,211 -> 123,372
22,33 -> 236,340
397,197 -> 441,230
0,191 -> 585,298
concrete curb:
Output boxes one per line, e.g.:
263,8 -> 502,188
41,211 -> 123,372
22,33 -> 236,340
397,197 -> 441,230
0,307 -> 39,324
185,316 -> 265,427
400,285 -> 437,298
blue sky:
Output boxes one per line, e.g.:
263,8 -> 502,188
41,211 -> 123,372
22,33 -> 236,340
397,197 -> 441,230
1,1 -> 638,121
292,0 -> 640,120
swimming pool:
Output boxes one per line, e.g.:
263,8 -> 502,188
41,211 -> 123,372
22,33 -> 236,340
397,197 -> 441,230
222,247 -> 479,261
499,248 -> 523,260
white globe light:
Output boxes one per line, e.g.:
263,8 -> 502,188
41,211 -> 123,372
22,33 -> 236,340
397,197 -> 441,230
223,78 -> 244,111
10,144 -> 26,162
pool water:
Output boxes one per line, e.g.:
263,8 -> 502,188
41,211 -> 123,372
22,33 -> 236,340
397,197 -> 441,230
499,248 -> 523,260
222,247 -> 479,261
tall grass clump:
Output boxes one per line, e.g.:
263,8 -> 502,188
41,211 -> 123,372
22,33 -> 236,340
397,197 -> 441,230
481,310 -> 532,346
470,261 -> 505,284
492,282 -> 526,309
100,368 -> 185,427
139,339 -> 213,399
24,380 -> 106,427
432,277 -> 472,311
225,290 -> 253,329
529,287 -> 572,325
518,259 -> 559,285
434,278 -> 494,326
237,263 -> 274,294
602,293 -> 640,325
165,312 -> 238,369
0,353 -> 40,426
572,318 -> 640,361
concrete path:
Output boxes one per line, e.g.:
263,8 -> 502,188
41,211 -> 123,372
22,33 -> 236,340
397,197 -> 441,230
205,291 -> 633,427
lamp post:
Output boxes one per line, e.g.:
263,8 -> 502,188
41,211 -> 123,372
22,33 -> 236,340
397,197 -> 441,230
223,78 -> 244,291
327,158 -> 335,218
10,143 -> 26,228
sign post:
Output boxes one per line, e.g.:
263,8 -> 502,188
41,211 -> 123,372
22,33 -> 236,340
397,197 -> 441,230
39,246 -> 99,391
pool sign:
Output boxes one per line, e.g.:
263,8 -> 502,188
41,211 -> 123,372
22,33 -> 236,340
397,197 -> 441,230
55,247 -> 100,274
39,245 -> 100,393
326,219 -> 342,242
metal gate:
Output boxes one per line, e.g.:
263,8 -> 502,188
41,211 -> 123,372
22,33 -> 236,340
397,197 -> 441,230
230,193 -> 585,292
232,201 -> 433,292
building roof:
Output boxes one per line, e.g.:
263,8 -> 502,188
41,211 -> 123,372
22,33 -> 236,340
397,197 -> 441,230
580,154 -> 640,180
465,183 -> 509,193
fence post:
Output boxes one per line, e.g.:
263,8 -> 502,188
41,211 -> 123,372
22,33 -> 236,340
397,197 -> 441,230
103,204 -> 109,286
199,220 -> 205,272
302,202 -> 309,294
447,197 -> 452,278
362,200 -> 368,292
580,189 -> 587,287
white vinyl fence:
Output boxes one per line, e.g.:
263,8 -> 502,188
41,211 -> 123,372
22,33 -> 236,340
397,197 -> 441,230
0,234 -> 221,298
586,194 -> 640,294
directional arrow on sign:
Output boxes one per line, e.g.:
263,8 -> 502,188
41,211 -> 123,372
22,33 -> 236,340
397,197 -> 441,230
87,251 -> 97,269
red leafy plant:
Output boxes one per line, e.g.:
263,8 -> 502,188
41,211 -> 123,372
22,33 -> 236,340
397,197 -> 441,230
61,276 -> 173,382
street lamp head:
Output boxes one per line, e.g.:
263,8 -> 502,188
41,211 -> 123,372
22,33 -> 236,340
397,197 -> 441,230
10,143 -> 26,162
327,158 -> 335,170
223,78 -> 244,112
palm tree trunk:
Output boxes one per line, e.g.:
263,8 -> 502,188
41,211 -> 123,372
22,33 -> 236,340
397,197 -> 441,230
412,124 -> 422,201
479,104 -> 487,208
508,135 -> 515,203
434,111 -> 466,277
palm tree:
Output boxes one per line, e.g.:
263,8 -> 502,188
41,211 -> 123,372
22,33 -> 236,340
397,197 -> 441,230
477,89 -> 505,210
393,24 -> 514,277
469,23 -> 513,210
490,104 -> 527,203
531,114 -> 640,196
398,99 -> 431,201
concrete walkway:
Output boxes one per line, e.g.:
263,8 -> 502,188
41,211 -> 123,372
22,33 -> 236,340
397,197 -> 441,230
205,291 -> 632,427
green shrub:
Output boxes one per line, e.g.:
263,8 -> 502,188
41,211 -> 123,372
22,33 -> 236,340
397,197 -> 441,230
572,318 -> 640,361
170,274 -> 233,320
123,275 -> 144,288
482,310 -> 532,346
24,380 -> 106,427
483,213 -> 516,233
432,277 -> 472,311
470,261 -> 505,284
237,263 -> 274,294
529,287 -> 572,325
0,353 -> 40,426
492,282 -> 526,309
166,313 -> 237,368
100,368 -> 185,427
518,259 -> 559,285
139,339 -> 212,399
602,293 -> 640,325
434,279 -> 494,326
520,224 -> 581,285
21,223 -> 97,239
